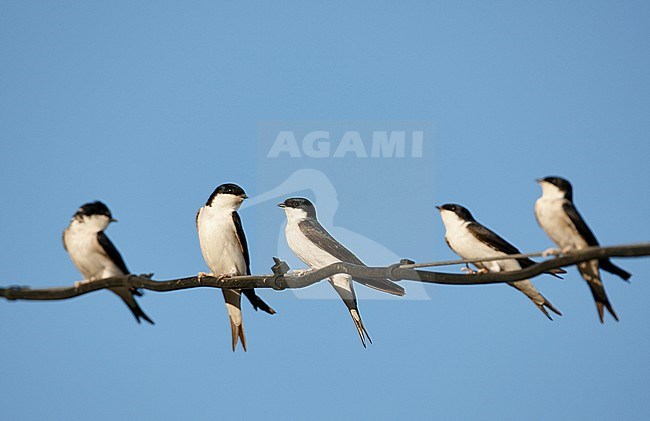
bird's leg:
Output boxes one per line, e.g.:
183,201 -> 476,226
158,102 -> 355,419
461,263 -> 477,275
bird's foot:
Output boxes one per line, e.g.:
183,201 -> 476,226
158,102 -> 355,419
74,279 -> 91,288
542,248 -> 561,257
197,272 -> 213,283
461,265 -> 477,275
476,268 -> 489,274
216,274 -> 232,281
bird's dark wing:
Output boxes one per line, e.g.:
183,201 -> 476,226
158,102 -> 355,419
467,222 -> 538,268
562,202 -> 599,246
234,212 -> 276,313
242,288 -> 276,314
562,202 -> 629,280
298,219 -> 405,296
97,231 -> 129,274
232,211 -> 251,275
599,258 -> 631,281
467,222 -> 521,255
468,222 -> 566,277
299,219 -> 364,265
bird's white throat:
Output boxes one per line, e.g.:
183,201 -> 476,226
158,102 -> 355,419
539,182 -> 565,201
208,194 -> 244,211
72,214 -> 111,233
439,209 -> 467,232
283,206 -> 309,223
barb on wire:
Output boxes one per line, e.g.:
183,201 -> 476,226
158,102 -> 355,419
1,243 -> 648,302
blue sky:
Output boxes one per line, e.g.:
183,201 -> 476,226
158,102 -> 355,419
1,1 -> 649,420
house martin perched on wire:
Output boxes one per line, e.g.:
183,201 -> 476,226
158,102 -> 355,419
279,197 -> 405,347
437,203 -> 563,320
535,176 -> 631,322
196,183 -> 275,351
63,201 -> 154,324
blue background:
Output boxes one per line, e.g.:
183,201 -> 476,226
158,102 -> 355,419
1,1 -> 649,420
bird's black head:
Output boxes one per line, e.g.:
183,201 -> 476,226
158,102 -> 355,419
206,183 -> 248,206
278,197 -> 317,219
537,176 -> 573,200
74,201 -> 114,220
435,203 -> 476,221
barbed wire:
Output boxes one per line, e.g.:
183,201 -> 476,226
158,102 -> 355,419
1,243 -> 647,302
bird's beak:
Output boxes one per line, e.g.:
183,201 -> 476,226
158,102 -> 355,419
241,194 -> 249,199
110,218 -> 118,223
277,203 -> 286,208
535,178 -> 542,184
435,205 -> 442,211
